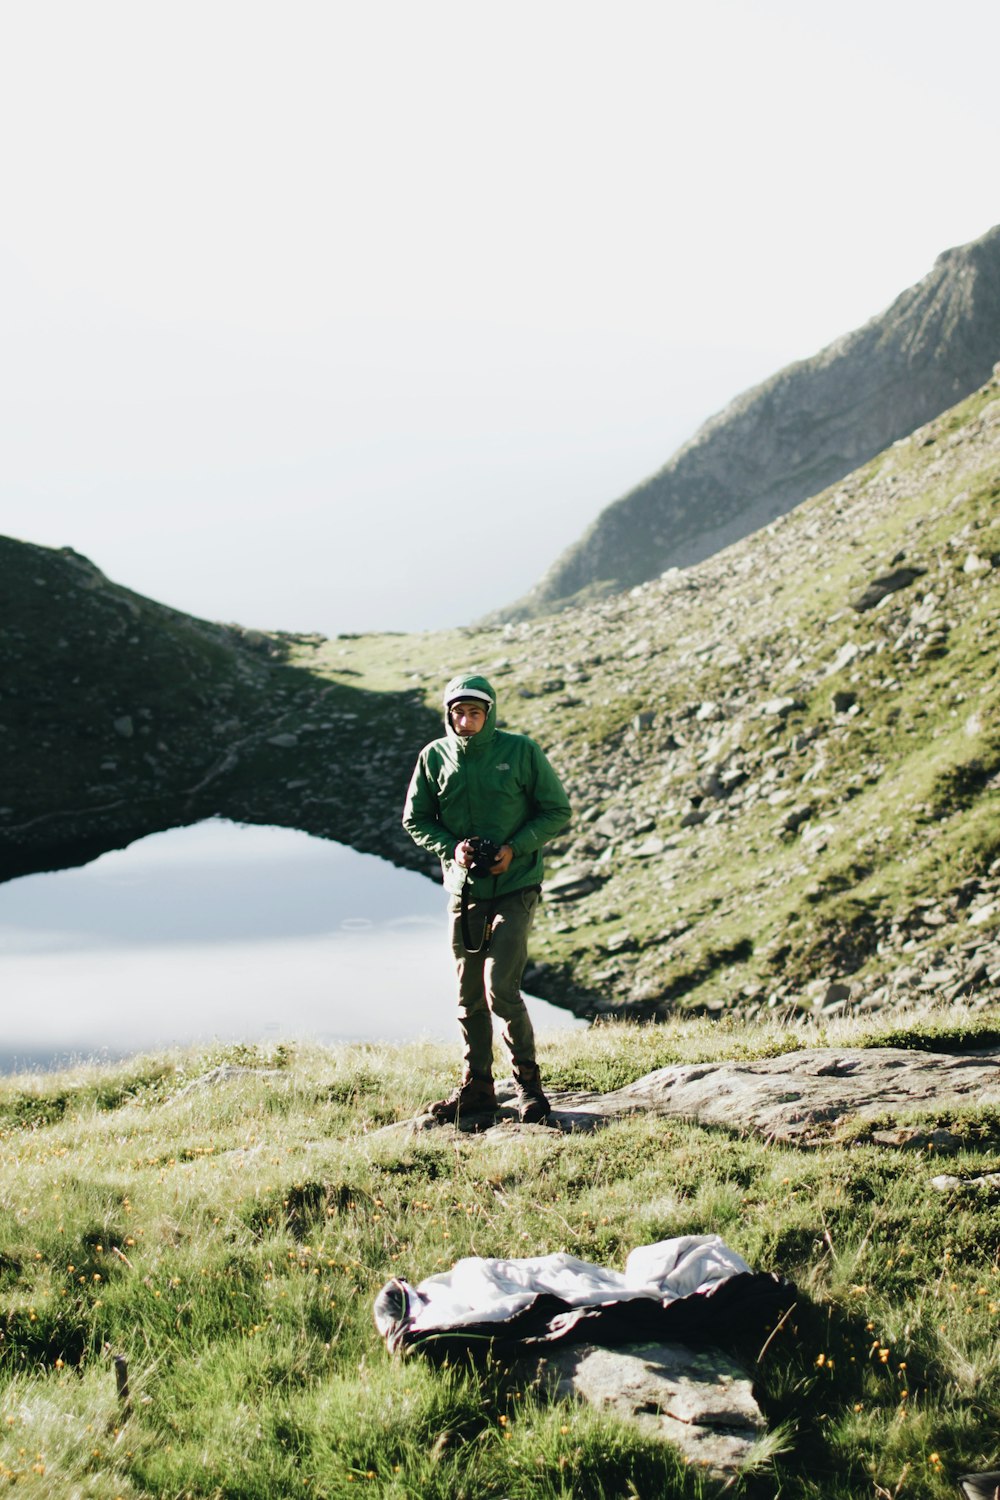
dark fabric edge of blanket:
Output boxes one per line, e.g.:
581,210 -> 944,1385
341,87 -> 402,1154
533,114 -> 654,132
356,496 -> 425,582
376,1271 -> 797,1359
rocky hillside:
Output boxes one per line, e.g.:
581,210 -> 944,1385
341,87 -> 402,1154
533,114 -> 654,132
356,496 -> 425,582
312,369 -> 1000,1025
0,547 -> 439,881
2,368 -> 998,1027
494,222 -> 1000,619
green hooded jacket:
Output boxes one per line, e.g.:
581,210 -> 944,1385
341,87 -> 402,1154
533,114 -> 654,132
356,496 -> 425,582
402,673 -> 572,898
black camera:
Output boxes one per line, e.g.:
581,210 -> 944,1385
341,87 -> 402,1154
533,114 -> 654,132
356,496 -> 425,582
467,836 -> 502,878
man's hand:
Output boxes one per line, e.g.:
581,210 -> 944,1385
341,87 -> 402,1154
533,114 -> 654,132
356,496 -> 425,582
455,839 -> 476,868
489,844 -> 514,875
453,841 -> 514,874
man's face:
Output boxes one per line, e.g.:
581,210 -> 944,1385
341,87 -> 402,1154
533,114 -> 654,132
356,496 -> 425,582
450,700 -> 488,737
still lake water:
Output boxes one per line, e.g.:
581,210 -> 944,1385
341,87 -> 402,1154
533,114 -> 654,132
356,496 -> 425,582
0,820 -> 584,1072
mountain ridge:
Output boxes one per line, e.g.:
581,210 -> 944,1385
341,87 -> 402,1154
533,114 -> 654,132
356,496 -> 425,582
491,221 -> 1000,620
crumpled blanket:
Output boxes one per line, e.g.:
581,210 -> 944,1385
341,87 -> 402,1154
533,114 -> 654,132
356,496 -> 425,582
374,1234 -> 794,1356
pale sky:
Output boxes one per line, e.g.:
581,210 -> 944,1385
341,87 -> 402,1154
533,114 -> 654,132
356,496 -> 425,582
2,0 -> 998,636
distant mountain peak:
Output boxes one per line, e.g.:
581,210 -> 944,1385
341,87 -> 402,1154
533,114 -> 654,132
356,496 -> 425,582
491,222 -> 1000,621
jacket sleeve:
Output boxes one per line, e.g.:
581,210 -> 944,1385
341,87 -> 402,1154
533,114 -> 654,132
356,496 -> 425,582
510,741 -> 572,856
402,751 -> 456,861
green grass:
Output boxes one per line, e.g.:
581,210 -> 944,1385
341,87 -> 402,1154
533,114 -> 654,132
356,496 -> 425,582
0,1016 -> 997,1497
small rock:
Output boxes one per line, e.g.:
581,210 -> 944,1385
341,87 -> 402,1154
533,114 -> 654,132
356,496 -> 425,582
919,967 -> 958,990
267,733 -> 299,748
546,864 -> 604,901
630,835 -> 666,858
852,566 -> 927,612
170,1063 -> 280,1100
592,809 -> 634,838
606,932 -> 637,954
792,726 -> 822,750
826,641 -> 860,675
113,715 -> 134,739
919,908 -> 948,927
760,696 -> 804,718
800,821 -> 833,850
782,804 -> 815,833
946,960 -> 989,1001
963,551 -> 992,576
932,1172 -> 1000,1194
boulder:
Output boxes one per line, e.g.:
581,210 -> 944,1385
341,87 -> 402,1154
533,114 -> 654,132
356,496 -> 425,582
535,1340 -> 766,1477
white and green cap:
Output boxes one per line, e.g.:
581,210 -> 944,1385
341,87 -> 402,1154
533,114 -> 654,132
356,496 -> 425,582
443,675 -> 494,710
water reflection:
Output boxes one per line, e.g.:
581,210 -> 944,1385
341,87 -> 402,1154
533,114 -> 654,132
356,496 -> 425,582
0,820 -> 584,1070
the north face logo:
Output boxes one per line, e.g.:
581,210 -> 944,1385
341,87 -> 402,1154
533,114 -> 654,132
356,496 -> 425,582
496,763 -> 510,771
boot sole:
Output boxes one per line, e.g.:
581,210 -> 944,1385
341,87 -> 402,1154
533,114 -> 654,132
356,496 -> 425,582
426,1104 -> 499,1125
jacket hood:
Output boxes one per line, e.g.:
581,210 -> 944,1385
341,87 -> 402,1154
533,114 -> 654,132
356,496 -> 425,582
443,674 -> 497,745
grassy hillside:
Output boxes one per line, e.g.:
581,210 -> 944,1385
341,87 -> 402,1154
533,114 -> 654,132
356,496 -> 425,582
0,1015 -> 997,1498
285,371 -> 1000,1022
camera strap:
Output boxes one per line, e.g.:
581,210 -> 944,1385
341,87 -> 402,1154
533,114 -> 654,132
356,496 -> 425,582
460,880 -> 498,954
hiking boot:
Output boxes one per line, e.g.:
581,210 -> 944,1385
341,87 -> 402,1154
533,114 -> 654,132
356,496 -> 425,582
426,1075 -> 498,1123
517,1089 -> 551,1124
514,1064 -> 551,1124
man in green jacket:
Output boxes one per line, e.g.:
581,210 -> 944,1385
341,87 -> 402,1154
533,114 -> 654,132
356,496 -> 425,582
402,673 -> 572,1124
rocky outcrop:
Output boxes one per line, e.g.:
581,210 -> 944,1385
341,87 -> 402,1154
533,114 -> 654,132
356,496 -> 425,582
533,1341 -> 766,1477
0,537 -> 440,883
399,1046 -> 1000,1149
546,1046 -> 1000,1145
498,222 -> 1000,619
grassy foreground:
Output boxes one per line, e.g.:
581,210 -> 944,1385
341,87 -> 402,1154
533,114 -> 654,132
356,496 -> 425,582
0,1014 -> 998,1499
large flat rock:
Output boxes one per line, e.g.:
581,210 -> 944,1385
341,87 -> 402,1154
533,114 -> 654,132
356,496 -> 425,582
547,1047 -> 1000,1144
533,1340 -> 765,1477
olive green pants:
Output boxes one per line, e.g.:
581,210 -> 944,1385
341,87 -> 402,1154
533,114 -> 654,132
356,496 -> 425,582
448,886 -> 540,1081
